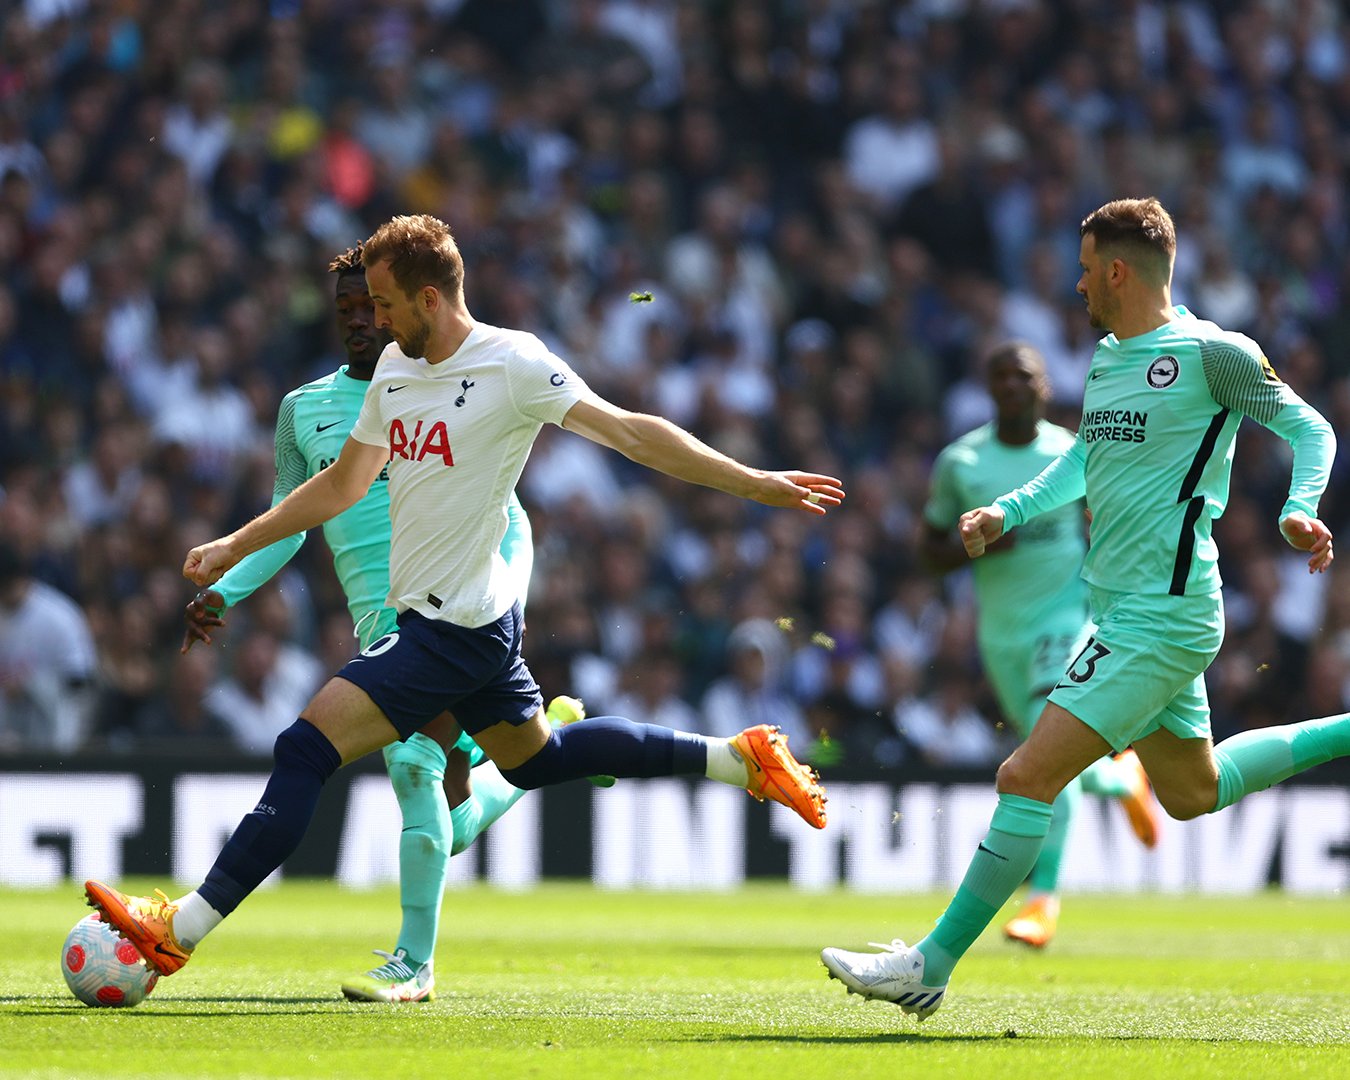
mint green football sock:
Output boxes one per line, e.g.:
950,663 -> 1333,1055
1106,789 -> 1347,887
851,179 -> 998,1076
384,733 -> 451,968
448,763 -> 528,856
917,793 -> 1054,986
1026,776 -> 1081,895
1212,714 -> 1350,812
1078,755 -> 1134,798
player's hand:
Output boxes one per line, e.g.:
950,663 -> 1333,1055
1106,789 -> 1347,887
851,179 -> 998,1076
1280,511 -> 1334,573
183,539 -> 238,587
958,505 -> 1005,558
755,471 -> 846,515
181,589 -> 226,654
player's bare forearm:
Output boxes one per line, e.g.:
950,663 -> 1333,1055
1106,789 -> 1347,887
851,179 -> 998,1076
563,398 -> 844,513
184,441 -> 383,585
922,522 -> 1016,572
920,524 -> 971,574
958,505 -> 1005,558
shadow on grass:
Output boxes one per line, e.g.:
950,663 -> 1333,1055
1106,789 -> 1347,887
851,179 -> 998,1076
2,994 -> 356,1014
676,1032 -> 1014,1045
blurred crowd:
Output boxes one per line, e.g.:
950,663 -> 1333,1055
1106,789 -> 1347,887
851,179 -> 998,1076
3,0 -> 1350,769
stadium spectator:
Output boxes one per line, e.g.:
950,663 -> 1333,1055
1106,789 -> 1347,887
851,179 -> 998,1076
0,536 -> 96,751
203,628 -> 323,755
701,617 -> 807,746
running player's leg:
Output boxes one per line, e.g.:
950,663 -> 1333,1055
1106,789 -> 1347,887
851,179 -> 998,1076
1028,626 -> 1161,845
982,637 -> 1073,946
340,728 -> 456,1003
463,604 -> 824,827
821,592 -> 1218,1015
445,697 -> 607,854
1133,712 -> 1350,820
820,701 -> 1103,1016
87,675 -> 398,974
384,726 -> 456,968
918,702 -> 1108,979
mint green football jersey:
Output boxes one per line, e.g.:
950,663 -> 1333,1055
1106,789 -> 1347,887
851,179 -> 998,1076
926,420 -> 1087,636
997,308 -> 1334,596
213,368 -> 393,630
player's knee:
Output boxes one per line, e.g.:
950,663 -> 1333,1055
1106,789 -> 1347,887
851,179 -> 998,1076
1153,785 -> 1213,821
273,718 -> 341,780
386,758 -> 440,801
995,754 -> 1040,798
498,732 -> 564,790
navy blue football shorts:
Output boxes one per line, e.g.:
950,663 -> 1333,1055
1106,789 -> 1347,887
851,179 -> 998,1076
336,602 -> 542,740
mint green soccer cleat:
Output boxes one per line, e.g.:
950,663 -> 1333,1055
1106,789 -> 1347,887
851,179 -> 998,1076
340,948 -> 435,1003
546,695 -> 616,787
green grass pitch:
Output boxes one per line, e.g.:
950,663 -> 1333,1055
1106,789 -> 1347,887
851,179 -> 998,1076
1,882 -> 1347,1079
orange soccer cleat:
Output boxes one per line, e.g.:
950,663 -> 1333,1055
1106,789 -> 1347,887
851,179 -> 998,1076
1115,749 -> 1162,849
84,880 -> 192,976
731,724 -> 828,829
1003,894 -> 1060,949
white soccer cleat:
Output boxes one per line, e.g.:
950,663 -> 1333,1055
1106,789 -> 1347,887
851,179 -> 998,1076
820,939 -> 947,1020
340,948 -> 435,1003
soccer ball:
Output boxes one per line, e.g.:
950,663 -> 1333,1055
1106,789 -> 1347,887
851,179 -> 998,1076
61,913 -> 159,1007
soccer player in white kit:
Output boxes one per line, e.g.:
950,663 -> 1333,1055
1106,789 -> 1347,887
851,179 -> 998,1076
86,214 -> 842,980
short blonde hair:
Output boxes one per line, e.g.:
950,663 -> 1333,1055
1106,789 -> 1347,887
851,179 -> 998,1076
363,214 -> 465,299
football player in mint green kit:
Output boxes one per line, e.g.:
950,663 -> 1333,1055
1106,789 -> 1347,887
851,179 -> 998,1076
182,244 -> 561,1003
922,341 -> 1162,950
825,196 -> 1347,1020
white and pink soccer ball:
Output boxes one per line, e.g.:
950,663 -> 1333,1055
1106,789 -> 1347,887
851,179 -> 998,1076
61,913 -> 159,1007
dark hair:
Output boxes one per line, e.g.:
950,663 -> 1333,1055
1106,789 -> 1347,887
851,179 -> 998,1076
984,341 -> 1045,374
1079,197 -> 1176,284
984,340 -> 1050,402
327,242 -> 365,279
362,214 -> 465,299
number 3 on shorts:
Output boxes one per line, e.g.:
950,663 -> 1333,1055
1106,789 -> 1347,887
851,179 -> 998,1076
1060,636 -> 1111,685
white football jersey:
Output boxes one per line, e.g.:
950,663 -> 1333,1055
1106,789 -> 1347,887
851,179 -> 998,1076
350,324 -> 586,627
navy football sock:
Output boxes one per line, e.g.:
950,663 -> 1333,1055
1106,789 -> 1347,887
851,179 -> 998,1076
197,719 -> 342,916
500,717 -> 706,789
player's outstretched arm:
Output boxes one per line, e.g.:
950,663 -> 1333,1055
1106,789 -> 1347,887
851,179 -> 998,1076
1280,511 -> 1335,574
182,399 -> 314,652
561,396 -> 845,514
959,505 -> 1006,559
184,437 -> 387,586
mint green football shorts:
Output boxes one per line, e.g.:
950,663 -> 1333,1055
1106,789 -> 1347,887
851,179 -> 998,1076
980,618 -> 1091,738
1046,587 -> 1224,752
359,607 -> 488,768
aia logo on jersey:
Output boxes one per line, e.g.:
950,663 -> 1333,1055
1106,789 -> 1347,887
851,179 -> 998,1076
388,418 -> 454,466
1147,355 -> 1179,388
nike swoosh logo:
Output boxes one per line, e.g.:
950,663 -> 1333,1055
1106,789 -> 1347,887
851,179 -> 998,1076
977,843 -> 1009,862
154,941 -> 183,958
1089,370 -> 1104,380
315,421 -> 342,432
734,746 -> 762,775
387,385 -> 408,394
